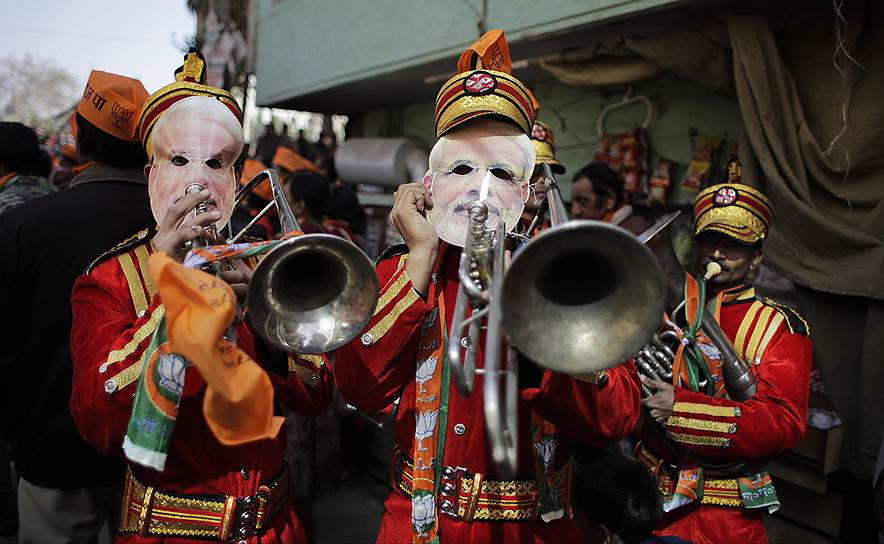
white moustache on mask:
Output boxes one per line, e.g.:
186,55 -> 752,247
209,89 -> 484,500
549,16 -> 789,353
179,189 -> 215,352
427,193 -> 523,247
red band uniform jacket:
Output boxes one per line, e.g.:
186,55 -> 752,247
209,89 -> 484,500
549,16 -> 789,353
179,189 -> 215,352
335,245 -> 642,543
639,285 -> 812,544
69,230 -> 333,543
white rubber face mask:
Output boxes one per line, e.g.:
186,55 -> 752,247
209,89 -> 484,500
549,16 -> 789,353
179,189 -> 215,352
423,128 -> 534,247
146,96 -> 244,231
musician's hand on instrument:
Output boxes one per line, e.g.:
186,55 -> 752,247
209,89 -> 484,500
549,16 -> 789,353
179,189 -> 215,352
220,264 -> 252,303
153,188 -> 222,261
640,375 -> 674,424
392,183 -> 439,295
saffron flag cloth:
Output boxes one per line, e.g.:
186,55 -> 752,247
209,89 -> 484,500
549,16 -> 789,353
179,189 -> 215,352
151,252 -> 284,446
411,247 -> 450,544
122,234 -> 298,471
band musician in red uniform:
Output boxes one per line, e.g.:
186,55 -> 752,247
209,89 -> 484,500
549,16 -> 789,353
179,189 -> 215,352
69,50 -> 333,543
334,30 -> 641,543
638,158 -> 812,543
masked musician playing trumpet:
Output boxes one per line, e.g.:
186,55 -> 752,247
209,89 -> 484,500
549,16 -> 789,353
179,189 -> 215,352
69,51 -> 332,543
335,31 -> 641,543
638,157 -> 812,543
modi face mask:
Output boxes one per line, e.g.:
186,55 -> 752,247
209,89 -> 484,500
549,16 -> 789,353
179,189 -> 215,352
423,120 -> 535,247
146,96 -> 244,230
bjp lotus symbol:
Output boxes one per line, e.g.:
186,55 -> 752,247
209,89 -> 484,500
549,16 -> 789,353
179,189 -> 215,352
533,435 -> 557,471
157,353 -> 186,396
411,492 -> 436,537
415,355 -> 438,394
415,410 -> 439,452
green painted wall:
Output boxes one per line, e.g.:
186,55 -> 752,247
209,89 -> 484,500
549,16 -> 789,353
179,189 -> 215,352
364,74 -> 742,200
256,0 -> 686,105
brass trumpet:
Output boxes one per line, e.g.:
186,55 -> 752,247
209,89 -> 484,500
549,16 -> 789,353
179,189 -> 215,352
189,169 -> 379,354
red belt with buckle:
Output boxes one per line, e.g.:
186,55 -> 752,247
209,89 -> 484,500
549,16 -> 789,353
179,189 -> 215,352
394,454 -> 571,522
119,465 -> 289,541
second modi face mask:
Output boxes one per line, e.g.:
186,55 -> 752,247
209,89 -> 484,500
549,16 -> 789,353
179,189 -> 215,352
146,96 -> 244,231
424,122 -> 535,247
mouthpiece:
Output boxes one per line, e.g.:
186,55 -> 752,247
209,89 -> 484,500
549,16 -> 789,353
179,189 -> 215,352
704,262 -> 722,281
468,200 -> 489,222
184,183 -> 203,195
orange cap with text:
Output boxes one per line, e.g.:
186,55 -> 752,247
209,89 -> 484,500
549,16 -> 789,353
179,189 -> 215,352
76,70 -> 149,142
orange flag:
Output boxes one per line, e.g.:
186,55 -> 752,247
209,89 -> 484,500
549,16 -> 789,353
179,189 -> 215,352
457,29 -> 512,74
148,252 -> 284,445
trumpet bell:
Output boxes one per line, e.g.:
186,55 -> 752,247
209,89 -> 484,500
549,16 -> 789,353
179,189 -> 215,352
248,234 -> 379,354
501,220 -> 664,374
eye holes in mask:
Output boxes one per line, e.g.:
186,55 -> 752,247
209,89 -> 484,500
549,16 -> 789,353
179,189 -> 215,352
449,163 -> 516,182
169,156 -> 225,169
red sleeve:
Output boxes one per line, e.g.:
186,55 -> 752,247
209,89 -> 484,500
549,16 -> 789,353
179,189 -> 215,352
523,362 -> 642,446
267,353 -> 334,416
664,326 -> 812,461
334,255 -> 432,413
69,265 -> 162,456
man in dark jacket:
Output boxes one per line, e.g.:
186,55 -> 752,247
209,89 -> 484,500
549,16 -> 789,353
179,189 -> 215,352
0,122 -> 56,215
0,69 -> 151,542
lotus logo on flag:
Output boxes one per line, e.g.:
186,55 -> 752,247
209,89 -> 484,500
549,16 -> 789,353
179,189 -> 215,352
415,356 -> 438,394
533,435 -> 557,471
415,410 -> 439,452
411,492 -> 436,537
157,352 -> 186,396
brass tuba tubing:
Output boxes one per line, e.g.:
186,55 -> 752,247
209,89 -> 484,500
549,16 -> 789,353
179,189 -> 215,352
639,216 -> 757,401
448,200 -> 497,396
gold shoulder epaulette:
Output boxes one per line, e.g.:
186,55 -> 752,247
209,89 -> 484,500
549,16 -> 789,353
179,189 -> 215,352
85,227 -> 154,275
375,243 -> 409,266
763,297 -> 810,337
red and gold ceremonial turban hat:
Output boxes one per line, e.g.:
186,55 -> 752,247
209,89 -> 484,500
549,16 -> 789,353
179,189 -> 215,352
136,49 -> 243,160
434,30 -> 536,138
77,70 -> 149,142
530,120 -> 565,174
693,155 -> 774,245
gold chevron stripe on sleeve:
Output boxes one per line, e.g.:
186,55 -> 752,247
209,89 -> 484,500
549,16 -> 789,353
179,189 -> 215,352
296,354 -> 325,369
667,416 -> 737,434
734,301 -> 763,358
373,269 -> 409,317
133,245 -> 157,299
106,306 -> 165,365
745,306 -> 774,362
673,401 -> 741,418
754,313 -> 784,362
365,288 -> 420,343
668,432 -> 731,448
107,360 -> 143,394
118,252 -> 148,315
288,356 -> 320,387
